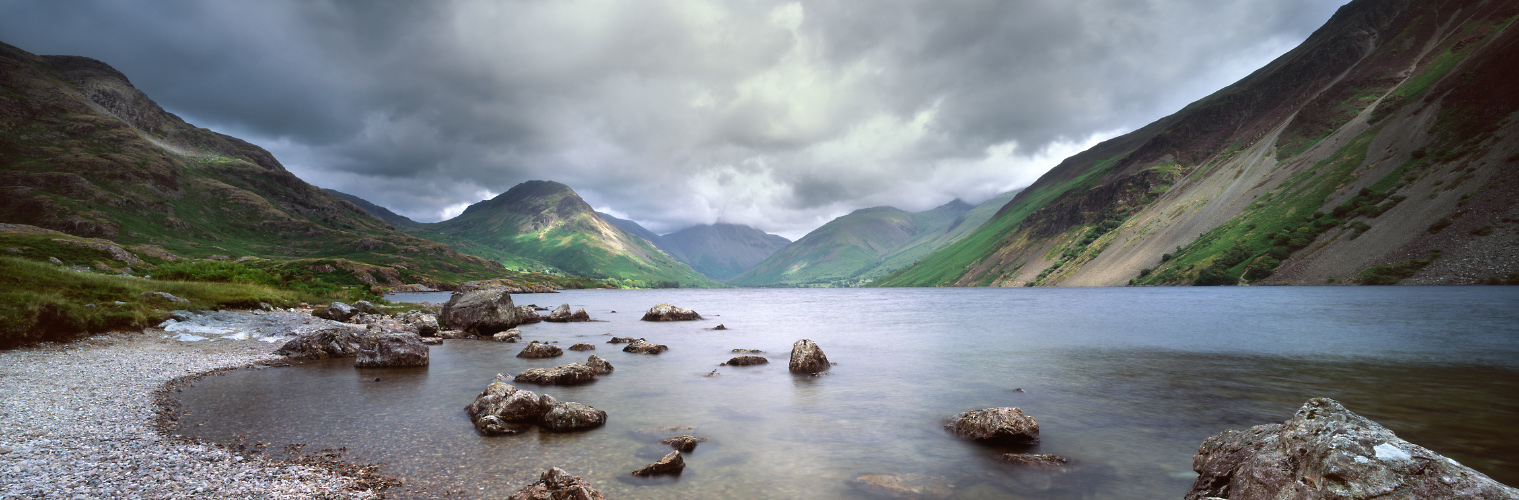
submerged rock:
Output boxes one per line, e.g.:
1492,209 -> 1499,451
514,363 -> 599,385
507,467 -> 606,500
661,435 -> 708,452
788,339 -> 830,374
517,341 -> 564,358
586,355 -> 614,375
723,355 -> 768,366
276,327 -> 365,360
1187,397 -> 1519,500
710,323 -> 727,330
622,339 -> 669,354
545,303 -> 592,322
631,450 -> 685,476
999,453 -> 1070,471
945,407 -> 1039,444
641,303 -> 701,321
848,473 -> 952,500
540,401 -> 607,432
439,281 -> 535,334
568,343 -> 596,351
731,348 -> 763,354
354,331 -> 429,368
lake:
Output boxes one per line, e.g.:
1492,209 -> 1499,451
174,287 -> 1519,499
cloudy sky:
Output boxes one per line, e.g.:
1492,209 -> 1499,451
3,0 -> 1346,239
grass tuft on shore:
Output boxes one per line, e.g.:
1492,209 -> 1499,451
0,256 -> 336,348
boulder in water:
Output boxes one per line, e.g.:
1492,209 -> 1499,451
999,453 -> 1071,471
568,343 -> 595,351
540,401 -> 607,432
622,339 -> 669,354
661,435 -> 708,452
439,281 -> 535,334
586,355 -> 614,374
1187,397 -> 1519,500
507,467 -> 606,500
788,339 -> 830,374
517,340 -> 564,358
492,329 -> 523,342
607,337 -> 641,344
631,450 -> 685,476
723,355 -> 768,366
354,331 -> 429,367
945,407 -> 1039,444
545,303 -> 592,322
276,327 -> 365,359
514,363 -> 599,385
641,303 -> 701,321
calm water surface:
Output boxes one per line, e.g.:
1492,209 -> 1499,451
176,287 -> 1519,499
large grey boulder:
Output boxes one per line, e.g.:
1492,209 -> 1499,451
464,378 -> 546,435
352,300 -> 380,314
788,339 -> 830,374
1187,398 -> 1519,500
622,339 -> 669,354
439,281 -> 534,334
544,303 -> 591,322
314,302 -> 357,322
641,303 -> 701,321
540,401 -> 607,432
514,363 -> 599,385
945,407 -> 1040,444
354,331 -> 429,367
507,467 -> 606,500
276,327 -> 365,359
396,310 -> 438,336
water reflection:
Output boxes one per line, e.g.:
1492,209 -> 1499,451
175,287 -> 1519,499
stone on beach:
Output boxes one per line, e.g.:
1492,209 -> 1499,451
631,450 -> 685,476
641,302 -> 701,321
507,467 -> 606,500
314,302 -> 357,322
788,338 -> 829,374
945,407 -> 1040,444
1187,397 -> 1519,500
517,340 -> 564,358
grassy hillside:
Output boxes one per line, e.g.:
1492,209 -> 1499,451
416,181 -> 720,288
878,0 -> 1519,287
0,41 -> 546,292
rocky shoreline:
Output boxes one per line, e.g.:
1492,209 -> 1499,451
0,329 -> 386,499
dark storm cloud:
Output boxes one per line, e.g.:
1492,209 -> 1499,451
0,0 -> 1345,238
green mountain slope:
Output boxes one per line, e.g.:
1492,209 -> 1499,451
415,181 -> 720,288
324,189 -> 420,228
0,41 -> 562,290
729,200 -> 976,286
878,0 -> 1519,287
858,190 -> 1021,282
595,211 -> 677,255
660,223 -> 792,281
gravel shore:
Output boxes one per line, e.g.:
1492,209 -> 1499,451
0,329 -> 382,499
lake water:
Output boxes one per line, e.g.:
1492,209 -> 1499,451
175,287 -> 1519,499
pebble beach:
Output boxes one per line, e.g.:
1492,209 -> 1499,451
0,329 -> 381,499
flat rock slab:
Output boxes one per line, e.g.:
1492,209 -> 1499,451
945,407 -> 1039,444
631,450 -> 685,476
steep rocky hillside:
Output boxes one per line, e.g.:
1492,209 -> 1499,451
660,223 -> 792,281
324,189 -> 420,229
730,199 -> 980,286
415,180 -> 719,288
0,41 -> 544,290
879,0 -> 1519,287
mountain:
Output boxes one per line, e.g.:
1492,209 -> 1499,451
415,180 -> 720,287
323,189 -> 419,228
857,190 -> 1021,282
0,41 -> 566,290
729,199 -> 977,286
660,223 -> 792,281
595,211 -> 674,253
878,0 -> 1519,287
